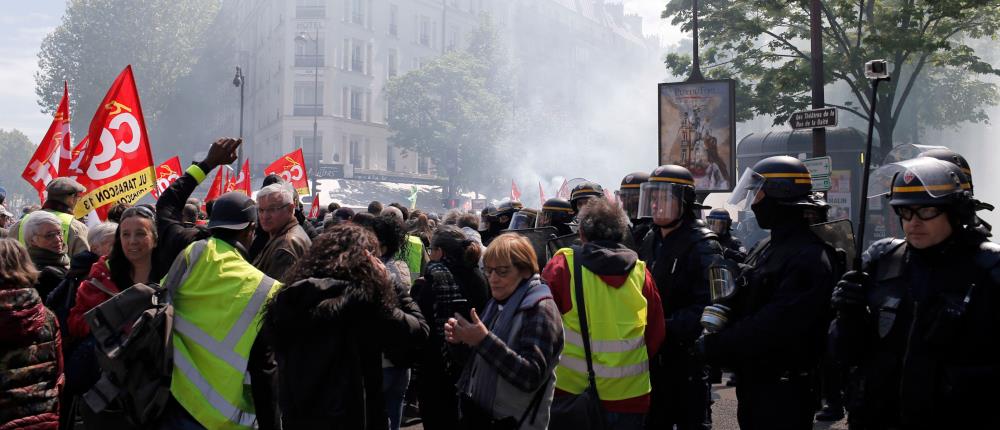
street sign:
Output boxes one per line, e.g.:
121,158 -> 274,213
803,156 -> 833,176
790,107 -> 838,130
811,176 -> 832,191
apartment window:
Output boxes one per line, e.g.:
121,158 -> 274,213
351,0 -> 365,25
389,4 -> 398,36
387,49 -> 398,78
448,26 -> 459,50
419,16 -> 431,46
350,87 -> 364,120
294,132 -> 323,163
418,156 -> 429,174
350,135 -> 363,168
294,36 -> 324,67
387,145 -> 396,171
351,42 -> 364,72
296,0 -> 324,18
293,82 -> 323,116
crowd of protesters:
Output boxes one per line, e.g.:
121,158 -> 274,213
3,137 -> 998,430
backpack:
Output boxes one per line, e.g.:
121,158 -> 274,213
82,282 -> 174,426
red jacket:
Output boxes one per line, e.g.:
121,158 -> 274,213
0,284 -> 63,429
542,248 -> 665,414
67,256 -> 121,341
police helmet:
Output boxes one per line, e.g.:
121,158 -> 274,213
918,148 -> 975,194
888,157 -> 971,208
537,198 -> 574,228
729,156 -> 815,210
570,182 -> 604,212
638,165 -> 699,226
706,208 -> 732,234
490,200 -> 523,219
617,171 -> 649,220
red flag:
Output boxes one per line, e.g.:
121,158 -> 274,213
309,192 -> 321,219
73,66 -> 155,218
22,82 -> 72,202
511,180 -> 521,201
231,159 -> 252,195
557,179 -> 570,199
223,166 -> 238,194
264,148 -> 310,196
204,166 -> 228,202
151,156 -> 182,200
538,182 -> 547,207
64,137 -> 90,179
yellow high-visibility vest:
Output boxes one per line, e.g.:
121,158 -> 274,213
400,234 -> 425,282
17,209 -> 73,244
553,247 -> 651,401
162,238 -> 281,430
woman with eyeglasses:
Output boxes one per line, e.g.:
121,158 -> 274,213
21,210 -> 70,300
63,206 -> 160,428
411,225 -> 489,429
445,233 -> 564,429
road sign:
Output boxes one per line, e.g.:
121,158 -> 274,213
790,107 -> 838,130
803,156 -> 833,177
811,176 -> 832,191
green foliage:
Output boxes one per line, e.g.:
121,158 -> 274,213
35,0 -> 220,136
0,129 -> 41,207
384,20 -> 510,195
662,0 -> 1000,158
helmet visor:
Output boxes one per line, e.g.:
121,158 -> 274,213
728,168 -> 766,211
638,182 -> 684,225
616,188 -> 641,219
707,218 -> 728,234
508,211 -> 536,230
870,158 -> 966,200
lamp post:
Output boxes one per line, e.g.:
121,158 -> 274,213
232,66 -> 245,168
296,28 -> 321,178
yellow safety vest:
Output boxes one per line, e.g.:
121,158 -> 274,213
17,209 -> 73,244
400,234 -> 425,282
162,238 -> 281,430
553,248 -> 651,401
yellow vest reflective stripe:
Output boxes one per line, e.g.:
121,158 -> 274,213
163,238 -> 281,430
553,248 -> 651,401
17,209 -> 73,244
401,235 -> 424,281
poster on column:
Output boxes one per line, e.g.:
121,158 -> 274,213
658,79 -> 736,193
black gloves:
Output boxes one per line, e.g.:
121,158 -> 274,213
831,270 -> 870,311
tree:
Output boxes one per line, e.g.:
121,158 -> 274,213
662,0 -> 1000,160
0,129 -> 41,209
35,0 -> 219,137
384,21 -> 511,198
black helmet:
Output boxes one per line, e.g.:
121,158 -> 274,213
537,198 -> 574,228
617,172 -> 649,220
918,148 -> 975,193
508,207 -> 539,230
707,208 -> 731,222
888,157 -> 971,208
639,165 -> 700,227
706,208 -> 732,234
729,155 -> 814,209
207,192 -> 258,230
490,200 -> 523,218
570,182 -> 604,212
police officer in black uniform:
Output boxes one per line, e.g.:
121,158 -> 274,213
706,208 -> 746,263
569,181 -> 604,214
619,171 -> 653,249
918,148 -> 993,236
697,156 -> 837,430
830,156 -> 1000,429
481,200 -> 522,245
536,197 -> 575,236
638,165 -> 723,430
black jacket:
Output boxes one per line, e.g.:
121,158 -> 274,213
264,277 -> 405,429
704,223 -> 835,374
640,219 -> 724,359
154,162 -> 211,274
831,231 -> 1000,429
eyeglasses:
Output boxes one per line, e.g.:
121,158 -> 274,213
258,203 -> 291,216
484,265 -> 513,277
121,205 -> 156,221
39,230 -> 63,240
894,206 -> 945,221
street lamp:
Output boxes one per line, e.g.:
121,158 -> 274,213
295,29 -> 321,179
233,66 -> 245,168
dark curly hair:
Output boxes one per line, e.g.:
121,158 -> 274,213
353,214 -> 409,260
280,224 -> 396,312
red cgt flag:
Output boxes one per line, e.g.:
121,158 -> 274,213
308,192 -> 321,219
557,179 -> 570,199
538,182 -> 547,207
151,156 -> 182,200
22,82 -> 72,202
230,159 -> 252,196
264,148 -> 310,196
73,66 -> 155,218
511,180 -> 521,201
204,165 -> 231,203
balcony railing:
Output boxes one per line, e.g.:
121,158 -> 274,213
293,104 -> 323,116
295,54 -> 324,67
296,5 -> 325,18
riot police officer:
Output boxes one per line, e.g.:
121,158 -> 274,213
918,148 -> 993,236
706,208 -> 746,263
697,156 -> 837,430
569,181 -> 604,214
638,165 -> 723,430
619,171 -> 653,249
482,200 -> 522,245
536,198 -> 575,236
830,156 -> 1000,429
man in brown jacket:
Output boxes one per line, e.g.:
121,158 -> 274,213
252,183 -> 312,281
10,178 -> 89,256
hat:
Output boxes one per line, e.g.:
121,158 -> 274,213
334,207 -> 355,221
46,177 -> 86,197
207,192 -> 258,230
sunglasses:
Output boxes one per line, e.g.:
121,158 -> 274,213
894,206 -> 945,221
121,205 -> 156,221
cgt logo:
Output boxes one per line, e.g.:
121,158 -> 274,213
87,101 -> 142,181
278,156 -> 304,182
156,165 -> 180,193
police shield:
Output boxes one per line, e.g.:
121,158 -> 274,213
502,227 -> 560,269
546,232 -> 580,259
810,219 -> 857,271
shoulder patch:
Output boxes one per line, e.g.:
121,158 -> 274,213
862,237 -> 905,266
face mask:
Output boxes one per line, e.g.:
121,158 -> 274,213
751,199 -> 777,230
